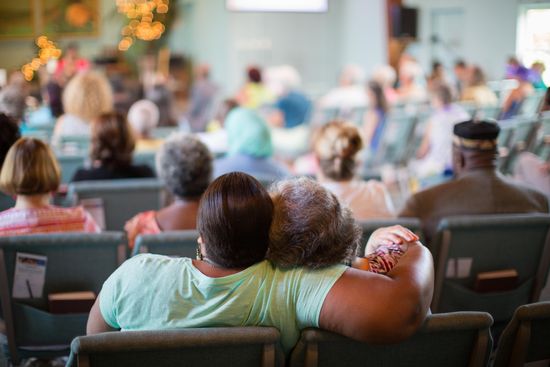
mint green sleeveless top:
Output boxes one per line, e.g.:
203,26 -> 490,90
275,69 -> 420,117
100,254 -> 347,353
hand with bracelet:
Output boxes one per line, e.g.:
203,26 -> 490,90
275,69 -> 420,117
353,225 -> 420,274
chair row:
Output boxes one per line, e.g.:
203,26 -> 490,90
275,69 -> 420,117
134,214 -> 550,325
66,302 -> 550,367
498,111 -> 550,174
0,213 -> 548,364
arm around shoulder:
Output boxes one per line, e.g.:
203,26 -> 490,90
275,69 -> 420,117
319,241 -> 434,343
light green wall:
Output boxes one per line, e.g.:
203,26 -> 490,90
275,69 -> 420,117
0,0 -> 387,95
404,0 -> 519,80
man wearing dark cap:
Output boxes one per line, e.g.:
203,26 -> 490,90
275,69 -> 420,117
400,120 -> 549,245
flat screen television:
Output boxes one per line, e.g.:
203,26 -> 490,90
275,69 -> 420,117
226,0 -> 328,13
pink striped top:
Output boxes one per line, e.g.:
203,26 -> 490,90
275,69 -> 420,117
0,205 -> 100,236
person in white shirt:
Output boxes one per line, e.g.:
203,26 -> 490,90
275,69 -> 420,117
413,83 -> 470,178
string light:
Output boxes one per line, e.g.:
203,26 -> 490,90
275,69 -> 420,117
20,36 -> 62,81
116,0 -> 170,51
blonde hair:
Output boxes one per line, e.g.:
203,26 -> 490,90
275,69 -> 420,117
0,138 -> 61,195
62,71 -> 113,122
313,121 -> 363,181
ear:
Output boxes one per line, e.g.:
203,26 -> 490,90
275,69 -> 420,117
197,236 -> 203,245
459,151 -> 466,168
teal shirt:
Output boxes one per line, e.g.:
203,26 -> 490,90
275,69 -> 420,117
100,254 -> 347,353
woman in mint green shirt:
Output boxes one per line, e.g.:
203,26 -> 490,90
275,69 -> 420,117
87,172 -> 434,354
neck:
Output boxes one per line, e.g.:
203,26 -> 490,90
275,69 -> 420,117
173,197 -> 201,207
15,194 -> 51,209
459,160 -> 497,176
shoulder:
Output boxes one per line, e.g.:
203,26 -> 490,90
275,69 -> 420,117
113,254 -> 189,281
125,210 -> 158,232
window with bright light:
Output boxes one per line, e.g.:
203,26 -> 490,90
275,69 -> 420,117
517,5 -> 550,85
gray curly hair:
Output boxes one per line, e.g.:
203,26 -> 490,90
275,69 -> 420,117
268,177 -> 361,269
156,133 -> 213,199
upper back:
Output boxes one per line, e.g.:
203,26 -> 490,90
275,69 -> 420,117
401,169 -> 549,242
99,254 -> 346,353
0,205 -> 97,235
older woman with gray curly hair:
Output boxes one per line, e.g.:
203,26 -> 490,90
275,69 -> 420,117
125,133 -> 213,248
268,177 -> 417,273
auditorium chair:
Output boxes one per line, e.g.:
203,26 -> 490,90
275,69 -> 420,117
430,214 -> 550,323
56,154 -> 86,184
59,135 -> 91,155
0,193 -> 14,212
67,178 -> 165,231
289,311 -> 493,367
0,232 -> 126,365
493,301 -> 550,367
133,151 -> 157,175
373,113 -> 418,166
475,106 -> 500,120
67,327 -> 284,367
357,218 -> 422,255
519,89 -> 546,117
151,126 -> 179,139
132,230 -> 199,257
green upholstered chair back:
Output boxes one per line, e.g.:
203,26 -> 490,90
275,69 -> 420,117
289,312 -> 493,367
151,127 -> 179,139
67,327 -> 284,367
67,178 -> 164,231
375,113 -> 417,165
133,152 -> 157,175
519,90 -> 546,117
356,218 -> 422,256
132,230 -> 199,258
0,232 -> 126,364
475,106 -> 500,120
0,193 -> 14,212
56,154 -> 86,184
431,214 -> 550,322
59,135 -> 91,155
493,301 -> 550,367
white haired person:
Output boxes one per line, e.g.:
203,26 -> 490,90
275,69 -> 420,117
396,57 -> 427,104
318,64 -> 368,111
267,65 -> 312,128
127,99 -> 162,151
372,65 -> 398,105
125,133 -> 212,248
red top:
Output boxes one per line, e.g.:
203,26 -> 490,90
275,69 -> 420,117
0,205 -> 100,236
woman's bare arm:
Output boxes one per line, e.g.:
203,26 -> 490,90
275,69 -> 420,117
319,241 -> 434,343
87,295 -> 118,334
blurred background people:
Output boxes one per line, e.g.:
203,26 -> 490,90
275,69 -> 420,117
53,71 -> 113,143
125,133 -> 212,248
72,112 -> 155,181
183,63 -> 219,132
213,108 -> 289,181
127,99 -> 162,152
314,121 -> 395,220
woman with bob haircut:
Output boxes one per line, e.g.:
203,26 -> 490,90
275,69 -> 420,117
72,112 -> 155,181
53,71 -> 114,143
269,177 -> 414,272
0,138 -> 100,235
314,120 -> 395,220
125,133 -> 213,248
88,172 -> 434,355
